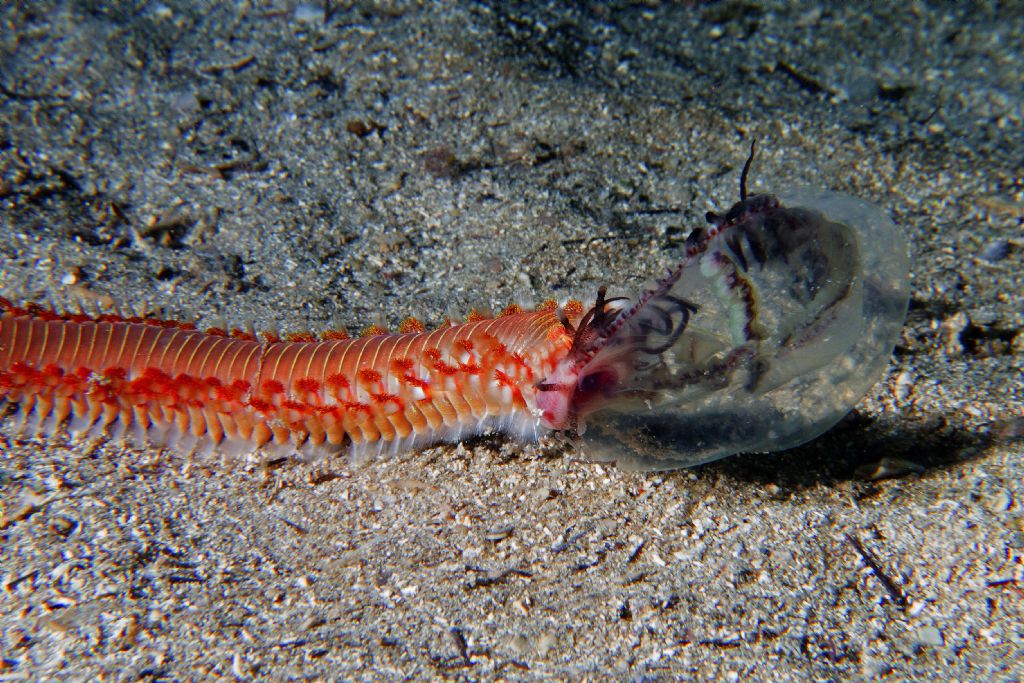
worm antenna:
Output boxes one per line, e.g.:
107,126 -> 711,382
557,308 -> 576,335
740,139 -> 757,201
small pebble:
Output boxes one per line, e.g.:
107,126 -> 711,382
535,632 -> 557,657
506,634 -> 530,655
150,3 -> 172,20
855,456 -> 925,480
483,524 -> 514,541
986,490 -> 1012,513
294,4 -> 323,23
916,626 -> 944,647
979,239 -> 1010,263
993,417 -> 1024,439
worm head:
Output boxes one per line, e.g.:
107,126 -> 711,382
536,283 -> 698,433
535,288 -> 631,431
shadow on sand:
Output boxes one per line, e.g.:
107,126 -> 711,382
694,410 -> 1004,488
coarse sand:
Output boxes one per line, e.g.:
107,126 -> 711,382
1,2 -> 1021,680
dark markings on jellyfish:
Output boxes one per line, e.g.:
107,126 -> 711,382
635,295 -> 699,355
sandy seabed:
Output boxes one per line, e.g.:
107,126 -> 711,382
1,2 -> 1021,680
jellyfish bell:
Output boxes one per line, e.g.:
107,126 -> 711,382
537,186 -> 911,471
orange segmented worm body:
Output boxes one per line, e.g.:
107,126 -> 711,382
0,298 -> 585,460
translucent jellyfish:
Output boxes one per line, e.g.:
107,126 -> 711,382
536,186 -> 910,470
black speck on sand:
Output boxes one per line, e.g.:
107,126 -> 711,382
1,2 -> 1022,680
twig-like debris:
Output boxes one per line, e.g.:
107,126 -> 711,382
450,628 -> 470,666
846,533 -> 909,610
627,539 -> 646,564
465,566 -> 533,589
270,514 -> 309,535
199,55 -> 256,74
776,60 -> 828,94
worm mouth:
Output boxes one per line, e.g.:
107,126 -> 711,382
536,281 -> 700,434
534,377 -> 574,431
